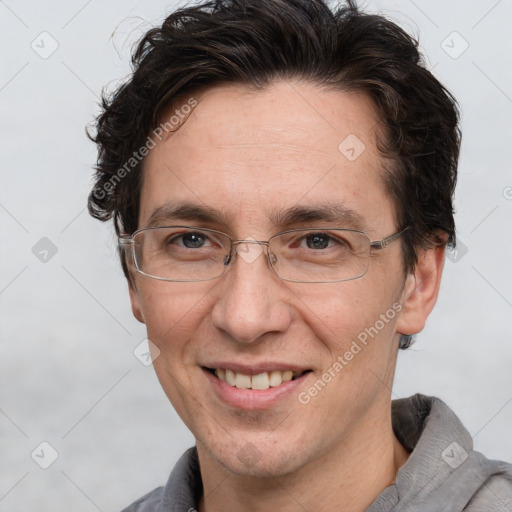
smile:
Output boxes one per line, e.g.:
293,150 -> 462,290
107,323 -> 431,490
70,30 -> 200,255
201,364 -> 313,409
209,368 -> 308,390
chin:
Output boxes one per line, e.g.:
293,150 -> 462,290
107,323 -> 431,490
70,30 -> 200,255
200,431 -> 314,478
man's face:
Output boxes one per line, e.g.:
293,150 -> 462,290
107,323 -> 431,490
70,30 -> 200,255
129,81 -> 413,477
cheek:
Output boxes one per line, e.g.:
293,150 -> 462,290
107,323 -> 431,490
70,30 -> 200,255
295,279 -> 399,358
137,283 -> 216,422
136,282 -> 213,355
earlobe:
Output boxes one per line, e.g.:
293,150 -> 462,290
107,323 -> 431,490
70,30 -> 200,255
395,244 -> 446,337
128,279 -> 146,324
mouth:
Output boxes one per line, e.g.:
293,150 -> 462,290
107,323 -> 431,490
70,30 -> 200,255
203,367 -> 312,391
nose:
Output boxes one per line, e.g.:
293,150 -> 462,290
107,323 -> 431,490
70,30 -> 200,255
210,241 -> 293,344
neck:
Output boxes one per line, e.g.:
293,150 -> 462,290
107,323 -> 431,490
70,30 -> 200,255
197,408 -> 409,512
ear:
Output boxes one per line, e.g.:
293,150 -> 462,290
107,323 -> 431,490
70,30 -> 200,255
128,279 -> 146,324
395,243 -> 446,336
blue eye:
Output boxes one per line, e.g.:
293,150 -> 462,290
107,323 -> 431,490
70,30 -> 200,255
305,233 -> 331,250
179,232 -> 208,248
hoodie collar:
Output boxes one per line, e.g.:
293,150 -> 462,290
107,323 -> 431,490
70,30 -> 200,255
160,394 -> 509,512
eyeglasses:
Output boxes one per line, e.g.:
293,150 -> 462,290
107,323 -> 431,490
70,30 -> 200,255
118,225 -> 409,283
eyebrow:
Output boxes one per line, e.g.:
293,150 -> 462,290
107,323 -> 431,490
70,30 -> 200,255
271,203 -> 365,230
145,201 -> 230,228
144,201 -> 366,230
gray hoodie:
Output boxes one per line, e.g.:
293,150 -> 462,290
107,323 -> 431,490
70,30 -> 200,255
122,394 -> 512,511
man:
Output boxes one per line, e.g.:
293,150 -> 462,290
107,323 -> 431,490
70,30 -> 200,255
88,0 -> 512,510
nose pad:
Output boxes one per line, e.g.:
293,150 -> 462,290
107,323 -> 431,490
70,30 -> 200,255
222,243 -> 279,279
226,240 -> 270,268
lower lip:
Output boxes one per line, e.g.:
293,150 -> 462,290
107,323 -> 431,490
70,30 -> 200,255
203,368 -> 309,410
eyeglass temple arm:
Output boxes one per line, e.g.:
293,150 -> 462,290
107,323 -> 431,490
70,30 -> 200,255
369,226 -> 410,250
118,237 -> 133,246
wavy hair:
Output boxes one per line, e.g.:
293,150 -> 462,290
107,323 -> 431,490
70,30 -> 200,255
88,0 -> 460,283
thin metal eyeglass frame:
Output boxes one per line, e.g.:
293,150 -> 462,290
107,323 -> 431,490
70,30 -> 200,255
118,225 -> 410,283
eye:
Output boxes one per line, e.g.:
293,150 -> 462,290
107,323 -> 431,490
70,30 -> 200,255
162,230 -> 215,250
176,231 -> 209,249
278,230 -> 353,253
303,232 -> 333,250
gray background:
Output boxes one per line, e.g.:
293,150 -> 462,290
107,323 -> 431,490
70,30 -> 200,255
1,0 -> 511,510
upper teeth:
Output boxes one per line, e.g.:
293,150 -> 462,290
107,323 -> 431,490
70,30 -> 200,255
215,369 -> 303,390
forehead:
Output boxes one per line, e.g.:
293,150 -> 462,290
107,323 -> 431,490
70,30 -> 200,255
140,80 -> 395,235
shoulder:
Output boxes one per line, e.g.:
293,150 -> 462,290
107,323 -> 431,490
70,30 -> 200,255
120,486 -> 164,512
464,458 -> 512,512
119,447 -> 201,512
389,394 -> 512,511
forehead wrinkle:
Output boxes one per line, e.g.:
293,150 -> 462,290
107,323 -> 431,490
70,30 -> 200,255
213,141 -> 332,155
